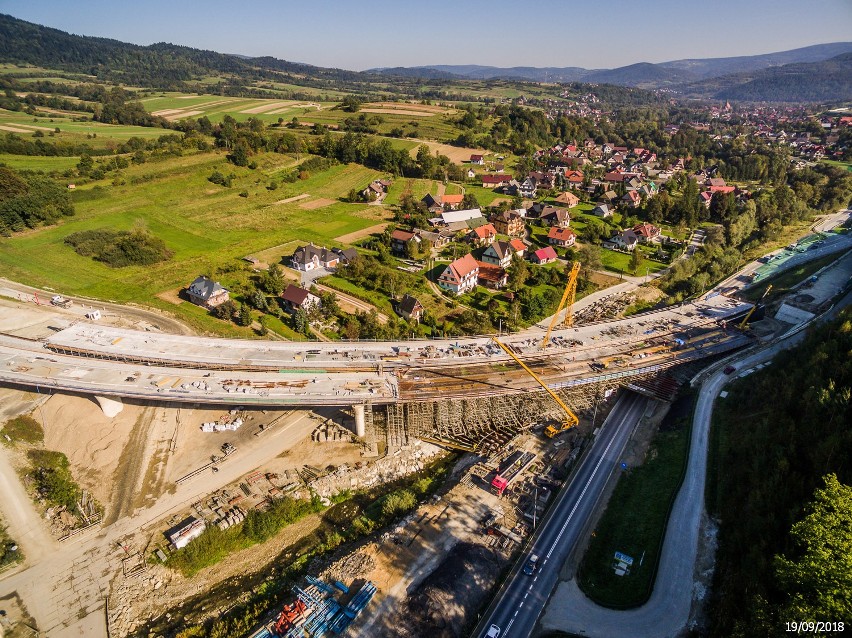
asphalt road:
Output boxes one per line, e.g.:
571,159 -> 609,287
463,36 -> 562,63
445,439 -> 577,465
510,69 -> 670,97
475,392 -> 648,638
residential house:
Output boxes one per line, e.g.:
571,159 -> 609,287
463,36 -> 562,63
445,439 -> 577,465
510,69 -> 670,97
541,207 -> 571,228
421,193 -> 443,213
632,222 -> 661,244
438,254 -> 480,295
529,246 -> 558,264
475,262 -> 509,289
186,276 -> 229,309
482,174 -> 511,188
332,247 -> 360,265
509,238 -> 527,259
466,168 -> 477,179
554,191 -> 580,208
592,203 -> 613,219
490,209 -> 525,236
502,179 -> 521,196
519,177 -> 538,198
291,243 -> 340,271
610,229 -> 639,251
467,223 -> 497,246
470,154 -> 485,165
396,294 -> 424,322
709,185 -> 736,195
280,284 -> 320,314
622,190 -> 641,208
548,227 -> 577,248
417,228 -> 452,250
604,170 -> 626,183
699,191 -> 713,209
439,194 -> 464,210
528,171 -> 555,190
390,229 -> 418,255
362,179 -> 389,201
441,208 -> 483,226
481,240 -> 516,268
564,170 -> 584,188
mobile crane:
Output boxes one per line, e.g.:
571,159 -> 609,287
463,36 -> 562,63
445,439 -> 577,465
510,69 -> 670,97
738,284 -> 772,330
491,336 -> 579,437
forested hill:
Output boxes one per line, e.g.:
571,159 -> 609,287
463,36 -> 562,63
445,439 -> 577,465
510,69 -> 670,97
703,52 -> 852,102
0,13 -> 362,89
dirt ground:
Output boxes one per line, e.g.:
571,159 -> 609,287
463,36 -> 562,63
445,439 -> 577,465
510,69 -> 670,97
334,222 -> 390,244
298,198 -> 337,210
407,140 -> 488,164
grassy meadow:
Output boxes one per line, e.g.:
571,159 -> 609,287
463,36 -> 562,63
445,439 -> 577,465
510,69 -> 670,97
0,149 -> 391,327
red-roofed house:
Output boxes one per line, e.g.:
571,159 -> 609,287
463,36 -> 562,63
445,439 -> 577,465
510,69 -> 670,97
709,185 -> 736,194
475,262 -> 508,289
632,222 -> 661,244
604,170 -> 626,183
548,227 -> 577,248
438,254 -> 480,295
467,223 -> 497,246
530,246 -> 558,264
390,229 -> 418,255
439,194 -> 465,210
622,190 -> 641,208
699,191 -> 713,209
470,154 -> 485,165
482,174 -> 511,188
280,284 -> 320,314
509,238 -> 526,258
564,170 -> 584,187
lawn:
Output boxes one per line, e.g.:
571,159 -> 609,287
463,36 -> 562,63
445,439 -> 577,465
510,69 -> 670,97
600,248 -> 666,276
0,151 -> 391,318
384,178 -> 442,206
578,392 -> 695,608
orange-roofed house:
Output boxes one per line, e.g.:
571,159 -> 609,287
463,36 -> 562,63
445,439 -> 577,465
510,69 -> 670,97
548,227 -> 577,248
439,193 -> 465,210
467,223 -> 497,247
438,254 -> 480,295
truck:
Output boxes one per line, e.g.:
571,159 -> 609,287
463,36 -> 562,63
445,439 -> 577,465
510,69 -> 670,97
50,295 -> 72,308
490,450 -> 536,496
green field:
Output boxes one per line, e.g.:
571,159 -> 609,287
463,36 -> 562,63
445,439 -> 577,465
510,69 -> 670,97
0,109 -> 171,147
0,153 -> 79,171
600,248 -> 666,276
0,150 -> 388,328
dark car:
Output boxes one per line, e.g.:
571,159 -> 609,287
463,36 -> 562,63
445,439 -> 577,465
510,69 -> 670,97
523,554 -> 539,575
723,365 -> 736,375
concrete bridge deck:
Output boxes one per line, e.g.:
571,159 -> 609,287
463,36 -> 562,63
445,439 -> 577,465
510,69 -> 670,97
0,294 -> 752,408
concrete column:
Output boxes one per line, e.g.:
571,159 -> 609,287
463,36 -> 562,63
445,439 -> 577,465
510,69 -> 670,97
95,395 -> 124,418
353,403 -> 366,438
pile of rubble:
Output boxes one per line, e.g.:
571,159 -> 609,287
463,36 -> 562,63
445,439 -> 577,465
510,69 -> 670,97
575,292 -> 640,325
307,442 -> 444,498
320,550 -> 377,584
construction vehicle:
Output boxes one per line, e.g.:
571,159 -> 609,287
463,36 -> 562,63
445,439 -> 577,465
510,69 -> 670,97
50,295 -> 72,308
738,284 -> 772,329
541,261 -> 581,350
491,337 -> 579,437
490,450 -> 536,496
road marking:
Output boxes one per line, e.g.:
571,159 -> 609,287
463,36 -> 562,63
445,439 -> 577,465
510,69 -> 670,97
524,592 -> 529,599
515,610 -> 520,616
506,619 -> 514,632
546,400 -> 632,560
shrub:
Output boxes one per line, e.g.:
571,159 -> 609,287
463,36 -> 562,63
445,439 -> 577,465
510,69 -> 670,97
1,415 -> 44,444
26,449 -> 80,510
64,228 -> 173,267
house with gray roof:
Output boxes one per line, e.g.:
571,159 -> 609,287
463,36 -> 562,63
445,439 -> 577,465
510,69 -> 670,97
186,276 -> 229,308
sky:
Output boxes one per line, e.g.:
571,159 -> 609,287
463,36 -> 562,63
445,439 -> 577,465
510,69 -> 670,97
4,0 -> 852,71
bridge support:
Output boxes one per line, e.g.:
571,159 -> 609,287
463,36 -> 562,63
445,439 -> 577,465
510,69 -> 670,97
353,403 -> 366,438
95,396 -> 124,418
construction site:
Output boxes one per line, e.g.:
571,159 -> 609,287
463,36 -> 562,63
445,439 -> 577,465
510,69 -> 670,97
4,235 -> 845,638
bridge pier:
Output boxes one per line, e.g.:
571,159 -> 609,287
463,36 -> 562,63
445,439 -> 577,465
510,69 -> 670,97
94,395 -> 123,417
353,403 -> 366,438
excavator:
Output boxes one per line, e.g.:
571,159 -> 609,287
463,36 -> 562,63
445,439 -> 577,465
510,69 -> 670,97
491,336 -> 579,438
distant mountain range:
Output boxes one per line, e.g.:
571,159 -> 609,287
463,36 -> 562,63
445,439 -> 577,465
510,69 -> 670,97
371,42 -> 852,100
1,13 -> 849,103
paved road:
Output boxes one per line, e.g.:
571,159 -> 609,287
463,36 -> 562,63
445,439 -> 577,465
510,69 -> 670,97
475,392 -> 648,638
537,289 -> 852,638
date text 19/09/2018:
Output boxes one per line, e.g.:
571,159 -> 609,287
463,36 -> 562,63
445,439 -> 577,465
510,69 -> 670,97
786,622 -> 844,633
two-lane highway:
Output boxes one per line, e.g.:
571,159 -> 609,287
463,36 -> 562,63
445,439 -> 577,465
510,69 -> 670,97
477,392 -> 649,638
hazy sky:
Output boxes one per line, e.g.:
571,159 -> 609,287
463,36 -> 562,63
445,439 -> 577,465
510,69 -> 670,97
4,0 -> 852,71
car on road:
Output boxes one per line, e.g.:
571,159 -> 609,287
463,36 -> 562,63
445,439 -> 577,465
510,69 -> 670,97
523,553 -> 539,575
486,624 -> 501,637
723,365 -> 736,375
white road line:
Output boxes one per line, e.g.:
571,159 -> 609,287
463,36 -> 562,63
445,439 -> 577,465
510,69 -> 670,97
545,403 -> 629,560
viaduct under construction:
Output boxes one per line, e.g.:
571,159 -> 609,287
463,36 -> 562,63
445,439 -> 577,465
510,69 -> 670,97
0,288 -> 754,453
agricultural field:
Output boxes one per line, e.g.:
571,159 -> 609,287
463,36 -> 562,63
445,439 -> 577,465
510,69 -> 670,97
0,153 -> 79,172
0,109 -> 170,145
0,149 -> 390,329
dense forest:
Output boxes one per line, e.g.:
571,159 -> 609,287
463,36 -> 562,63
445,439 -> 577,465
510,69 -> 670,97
0,165 -> 74,235
708,309 -> 852,636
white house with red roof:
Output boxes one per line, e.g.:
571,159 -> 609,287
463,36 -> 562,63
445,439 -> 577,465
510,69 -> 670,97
632,222 -> 662,244
548,227 -> 577,248
438,254 -> 480,295
467,223 -> 497,246
529,246 -> 558,264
